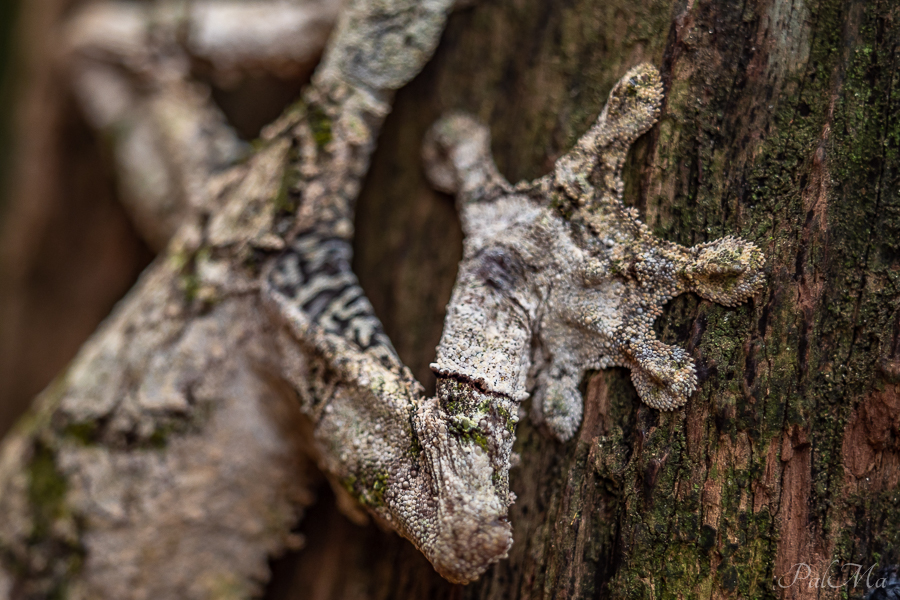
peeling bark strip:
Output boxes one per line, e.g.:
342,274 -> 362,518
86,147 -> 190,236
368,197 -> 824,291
2,0 -> 900,599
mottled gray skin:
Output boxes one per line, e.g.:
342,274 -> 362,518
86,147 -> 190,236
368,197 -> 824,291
423,64 -> 766,441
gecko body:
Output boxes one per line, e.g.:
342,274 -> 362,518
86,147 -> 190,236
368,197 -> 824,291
266,64 -> 764,583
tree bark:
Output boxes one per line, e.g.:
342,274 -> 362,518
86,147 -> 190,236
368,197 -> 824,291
2,0 -> 899,599
278,0 -> 900,597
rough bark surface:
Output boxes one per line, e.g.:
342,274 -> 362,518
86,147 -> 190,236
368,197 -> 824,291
309,0 -> 900,597
0,0 -> 898,599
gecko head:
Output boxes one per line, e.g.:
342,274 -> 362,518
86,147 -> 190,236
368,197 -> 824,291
412,383 -> 517,584
403,194 -> 543,583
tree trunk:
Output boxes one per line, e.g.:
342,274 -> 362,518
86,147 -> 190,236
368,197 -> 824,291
2,0 -> 899,599
276,0 -> 900,597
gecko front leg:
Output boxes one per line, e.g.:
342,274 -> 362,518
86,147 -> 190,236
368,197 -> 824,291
424,64 -> 765,442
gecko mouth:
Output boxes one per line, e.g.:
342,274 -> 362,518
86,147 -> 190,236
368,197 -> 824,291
431,366 -> 513,398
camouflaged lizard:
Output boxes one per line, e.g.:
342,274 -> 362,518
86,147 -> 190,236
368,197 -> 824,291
22,0 -> 765,590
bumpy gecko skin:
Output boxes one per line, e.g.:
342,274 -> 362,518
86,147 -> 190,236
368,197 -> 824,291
423,64 -> 765,442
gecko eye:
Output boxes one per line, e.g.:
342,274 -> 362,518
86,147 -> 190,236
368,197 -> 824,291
474,247 -> 525,293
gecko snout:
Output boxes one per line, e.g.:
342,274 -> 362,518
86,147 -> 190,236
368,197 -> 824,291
432,516 -> 512,584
